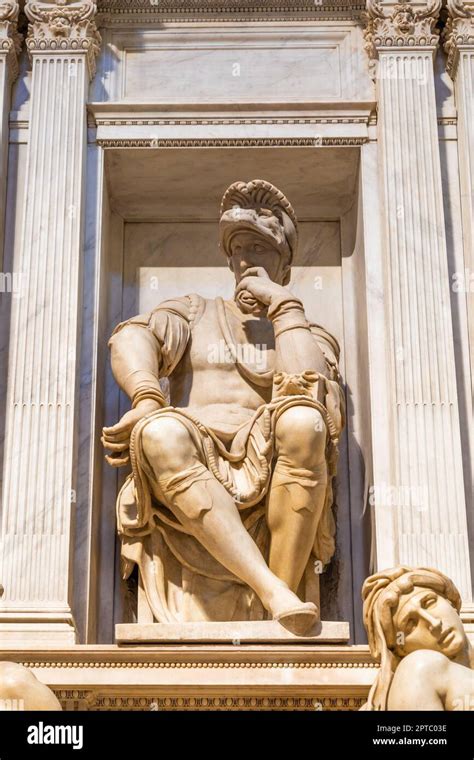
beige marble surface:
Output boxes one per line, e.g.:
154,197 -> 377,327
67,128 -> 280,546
0,1 -> 472,650
0,643 -> 375,711
116,620 -> 350,644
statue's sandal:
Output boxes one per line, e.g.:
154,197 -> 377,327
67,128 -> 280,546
274,602 -> 319,636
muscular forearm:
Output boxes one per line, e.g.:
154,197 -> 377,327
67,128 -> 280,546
274,325 -> 327,376
269,298 -> 327,376
110,325 -> 163,403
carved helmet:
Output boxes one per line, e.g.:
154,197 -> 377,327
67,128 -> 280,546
219,179 -> 298,264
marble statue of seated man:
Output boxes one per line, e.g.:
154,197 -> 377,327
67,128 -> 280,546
102,179 -> 345,635
361,566 -> 474,710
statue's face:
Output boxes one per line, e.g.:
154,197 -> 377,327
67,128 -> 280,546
229,231 -> 287,284
393,7 -> 414,33
392,587 -> 466,660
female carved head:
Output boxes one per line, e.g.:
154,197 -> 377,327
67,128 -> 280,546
361,566 -> 464,710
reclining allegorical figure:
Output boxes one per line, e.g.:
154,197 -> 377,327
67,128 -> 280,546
361,566 -> 474,710
102,179 -> 345,635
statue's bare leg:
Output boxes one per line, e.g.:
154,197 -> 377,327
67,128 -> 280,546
141,416 -> 317,633
267,406 -> 328,592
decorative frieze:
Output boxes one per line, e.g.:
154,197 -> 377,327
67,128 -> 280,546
97,0 -> 360,8
96,0 -> 366,23
88,695 -> 367,711
95,137 -> 368,148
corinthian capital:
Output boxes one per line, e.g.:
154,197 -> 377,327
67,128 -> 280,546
0,1 -> 22,82
25,0 -> 101,79
444,0 -> 474,77
364,0 -> 442,58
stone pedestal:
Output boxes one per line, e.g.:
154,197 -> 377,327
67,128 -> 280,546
0,643 -> 374,710
115,621 -> 350,645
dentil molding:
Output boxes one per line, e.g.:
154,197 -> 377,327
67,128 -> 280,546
0,1 -> 22,82
96,0 -> 366,23
95,137 -> 368,147
1,644 -> 377,710
25,0 -> 101,79
364,0 -> 442,57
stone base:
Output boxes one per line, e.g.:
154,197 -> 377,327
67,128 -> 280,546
0,642 -> 374,711
115,620 -> 350,644
0,612 -> 78,646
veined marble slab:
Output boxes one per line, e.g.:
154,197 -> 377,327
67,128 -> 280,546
116,620 -> 350,644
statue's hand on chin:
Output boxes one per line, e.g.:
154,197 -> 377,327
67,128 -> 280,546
234,266 -> 290,316
234,287 -> 265,315
101,399 -> 161,466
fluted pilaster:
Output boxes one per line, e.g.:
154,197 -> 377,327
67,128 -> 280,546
0,1 -> 21,268
364,0 -> 472,599
0,1 -> 100,643
444,0 -> 474,434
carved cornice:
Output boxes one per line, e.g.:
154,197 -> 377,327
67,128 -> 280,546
444,0 -> 474,78
364,0 -> 442,58
93,117 -> 370,127
1,643 -> 377,709
25,1 -> 101,79
96,0 -> 365,23
97,0 -> 357,7
95,137 -> 368,148
0,1 -> 22,83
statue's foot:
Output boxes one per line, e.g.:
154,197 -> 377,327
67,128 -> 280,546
265,585 -> 319,635
274,603 -> 319,636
